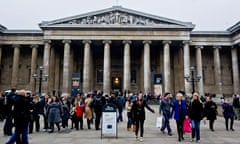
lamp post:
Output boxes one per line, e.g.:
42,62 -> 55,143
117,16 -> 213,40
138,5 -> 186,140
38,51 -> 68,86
33,66 -> 48,97
184,66 -> 201,93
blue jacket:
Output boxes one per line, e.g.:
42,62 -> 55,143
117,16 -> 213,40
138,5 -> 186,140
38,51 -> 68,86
222,102 -> 235,118
171,100 -> 187,121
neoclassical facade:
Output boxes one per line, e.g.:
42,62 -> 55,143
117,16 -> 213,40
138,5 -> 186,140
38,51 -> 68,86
0,6 -> 239,96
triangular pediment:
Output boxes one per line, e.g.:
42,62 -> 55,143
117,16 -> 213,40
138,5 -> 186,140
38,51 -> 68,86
39,6 -> 195,30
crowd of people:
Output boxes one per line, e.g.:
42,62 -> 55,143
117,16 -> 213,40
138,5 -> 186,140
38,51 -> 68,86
0,88 -> 239,143
158,91 -> 238,143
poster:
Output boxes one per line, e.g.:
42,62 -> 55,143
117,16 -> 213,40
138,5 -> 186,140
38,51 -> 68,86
102,112 -> 117,135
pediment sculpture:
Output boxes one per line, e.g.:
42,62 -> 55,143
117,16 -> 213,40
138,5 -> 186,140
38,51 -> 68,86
66,11 -> 165,25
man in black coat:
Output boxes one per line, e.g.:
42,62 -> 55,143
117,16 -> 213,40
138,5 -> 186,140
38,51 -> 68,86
203,96 -> 218,131
3,88 -> 16,136
6,90 -> 33,144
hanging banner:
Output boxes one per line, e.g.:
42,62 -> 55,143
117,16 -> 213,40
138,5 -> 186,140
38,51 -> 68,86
71,73 -> 80,97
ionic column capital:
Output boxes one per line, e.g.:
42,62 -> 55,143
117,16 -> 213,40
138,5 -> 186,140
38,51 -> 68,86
143,40 -> 152,44
162,40 -> 172,45
43,39 -> 51,44
123,40 -> 132,44
183,40 -> 191,45
213,45 -> 222,49
82,40 -> 92,44
12,44 -> 20,48
30,44 -> 39,49
195,45 -> 204,49
62,39 -> 71,44
103,40 -> 112,44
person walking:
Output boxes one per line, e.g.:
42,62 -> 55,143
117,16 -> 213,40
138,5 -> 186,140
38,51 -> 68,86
46,96 -> 63,133
131,93 -> 155,142
189,92 -> 204,143
5,90 -> 33,144
232,94 -> 240,120
171,92 -> 187,142
159,92 -> 173,136
125,98 -> 133,131
222,98 -> 235,131
203,95 -> 218,131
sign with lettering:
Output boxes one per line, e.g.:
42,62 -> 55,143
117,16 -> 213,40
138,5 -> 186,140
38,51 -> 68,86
101,103 -> 118,139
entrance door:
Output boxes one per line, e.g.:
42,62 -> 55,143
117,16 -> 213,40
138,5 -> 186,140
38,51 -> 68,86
112,77 -> 121,93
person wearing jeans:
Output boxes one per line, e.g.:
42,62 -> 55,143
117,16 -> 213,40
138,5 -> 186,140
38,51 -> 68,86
189,92 -> 204,143
159,92 -> 173,136
222,99 -> 235,131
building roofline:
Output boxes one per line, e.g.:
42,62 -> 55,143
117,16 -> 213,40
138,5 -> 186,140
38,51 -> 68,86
3,30 -> 43,36
227,21 -> 240,34
39,6 -> 195,30
191,31 -> 231,36
0,24 -> 7,33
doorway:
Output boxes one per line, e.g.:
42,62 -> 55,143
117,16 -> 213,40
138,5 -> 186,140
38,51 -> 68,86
112,76 -> 121,93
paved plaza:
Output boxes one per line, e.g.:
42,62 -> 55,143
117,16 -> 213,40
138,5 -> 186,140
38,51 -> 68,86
0,105 -> 240,144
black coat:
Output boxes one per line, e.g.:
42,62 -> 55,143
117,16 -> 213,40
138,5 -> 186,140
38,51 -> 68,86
204,101 -> 217,120
189,100 -> 203,121
131,100 -> 154,121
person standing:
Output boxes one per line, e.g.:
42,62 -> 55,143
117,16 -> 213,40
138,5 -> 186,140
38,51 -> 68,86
232,94 -> 240,120
116,93 -> 124,122
222,99 -> 235,131
159,92 -> 173,136
125,98 -> 133,131
92,91 -> 106,130
46,96 -> 63,133
203,95 -> 218,131
84,93 -> 93,129
171,92 -> 187,142
3,88 -> 16,136
39,94 -> 50,131
6,90 -> 33,144
131,93 -> 155,142
189,92 -> 204,143
29,94 -> 41,133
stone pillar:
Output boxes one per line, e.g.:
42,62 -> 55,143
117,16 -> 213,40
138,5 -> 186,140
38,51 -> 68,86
196,46 -> 204,96
143,40 -> 151,94
231,46 -> 240,94
62,40 -> 71,95
11,45 -> 20,88
30,45 -> 38,93
213,46 -> 222,97
54,52 -> 60,93
163,40 -> 171,93
183,41 -> 191,96
123,40 -> 131,92
42,40 -> 51,94
103,40 -> 111,94
48,47 -> 55,95
82,40 -> 92,93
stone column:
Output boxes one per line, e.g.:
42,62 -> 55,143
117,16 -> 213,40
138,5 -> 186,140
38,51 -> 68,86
143,40 -> 151,94
196,46 -> 204,96
231,46 -> 240,94
54,52 -> 60,93
30,45 -> 38,92
11,45 -> 20,88
62,40 -> 71,95
123,40 -> 131,92
82,40 -> 92,93
163,40 -> 171,93
183,41 -> 191,96
213,46 -> 222,97
103,40 -> 111,94
42,40 -> 51,94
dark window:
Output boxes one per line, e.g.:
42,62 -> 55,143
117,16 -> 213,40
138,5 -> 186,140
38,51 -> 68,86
131,70 -> 136,84
96,68 -> 103,83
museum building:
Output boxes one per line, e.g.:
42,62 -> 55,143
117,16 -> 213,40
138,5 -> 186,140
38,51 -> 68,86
0,6 -> 239,96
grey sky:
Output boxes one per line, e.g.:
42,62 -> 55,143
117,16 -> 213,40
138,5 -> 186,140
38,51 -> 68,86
0,0 -> 239,31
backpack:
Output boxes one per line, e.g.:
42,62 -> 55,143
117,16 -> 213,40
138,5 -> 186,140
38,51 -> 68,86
93,96 -> 102,109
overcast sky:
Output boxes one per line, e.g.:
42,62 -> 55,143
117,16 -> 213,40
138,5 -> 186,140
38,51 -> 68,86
0,0 -> 239,31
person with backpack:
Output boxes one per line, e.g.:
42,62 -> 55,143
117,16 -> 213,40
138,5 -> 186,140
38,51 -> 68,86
92,90 -> 106,130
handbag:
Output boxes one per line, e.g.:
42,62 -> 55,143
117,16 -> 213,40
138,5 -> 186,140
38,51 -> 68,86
156,116 -> 163,128
183,117 -> 192,133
